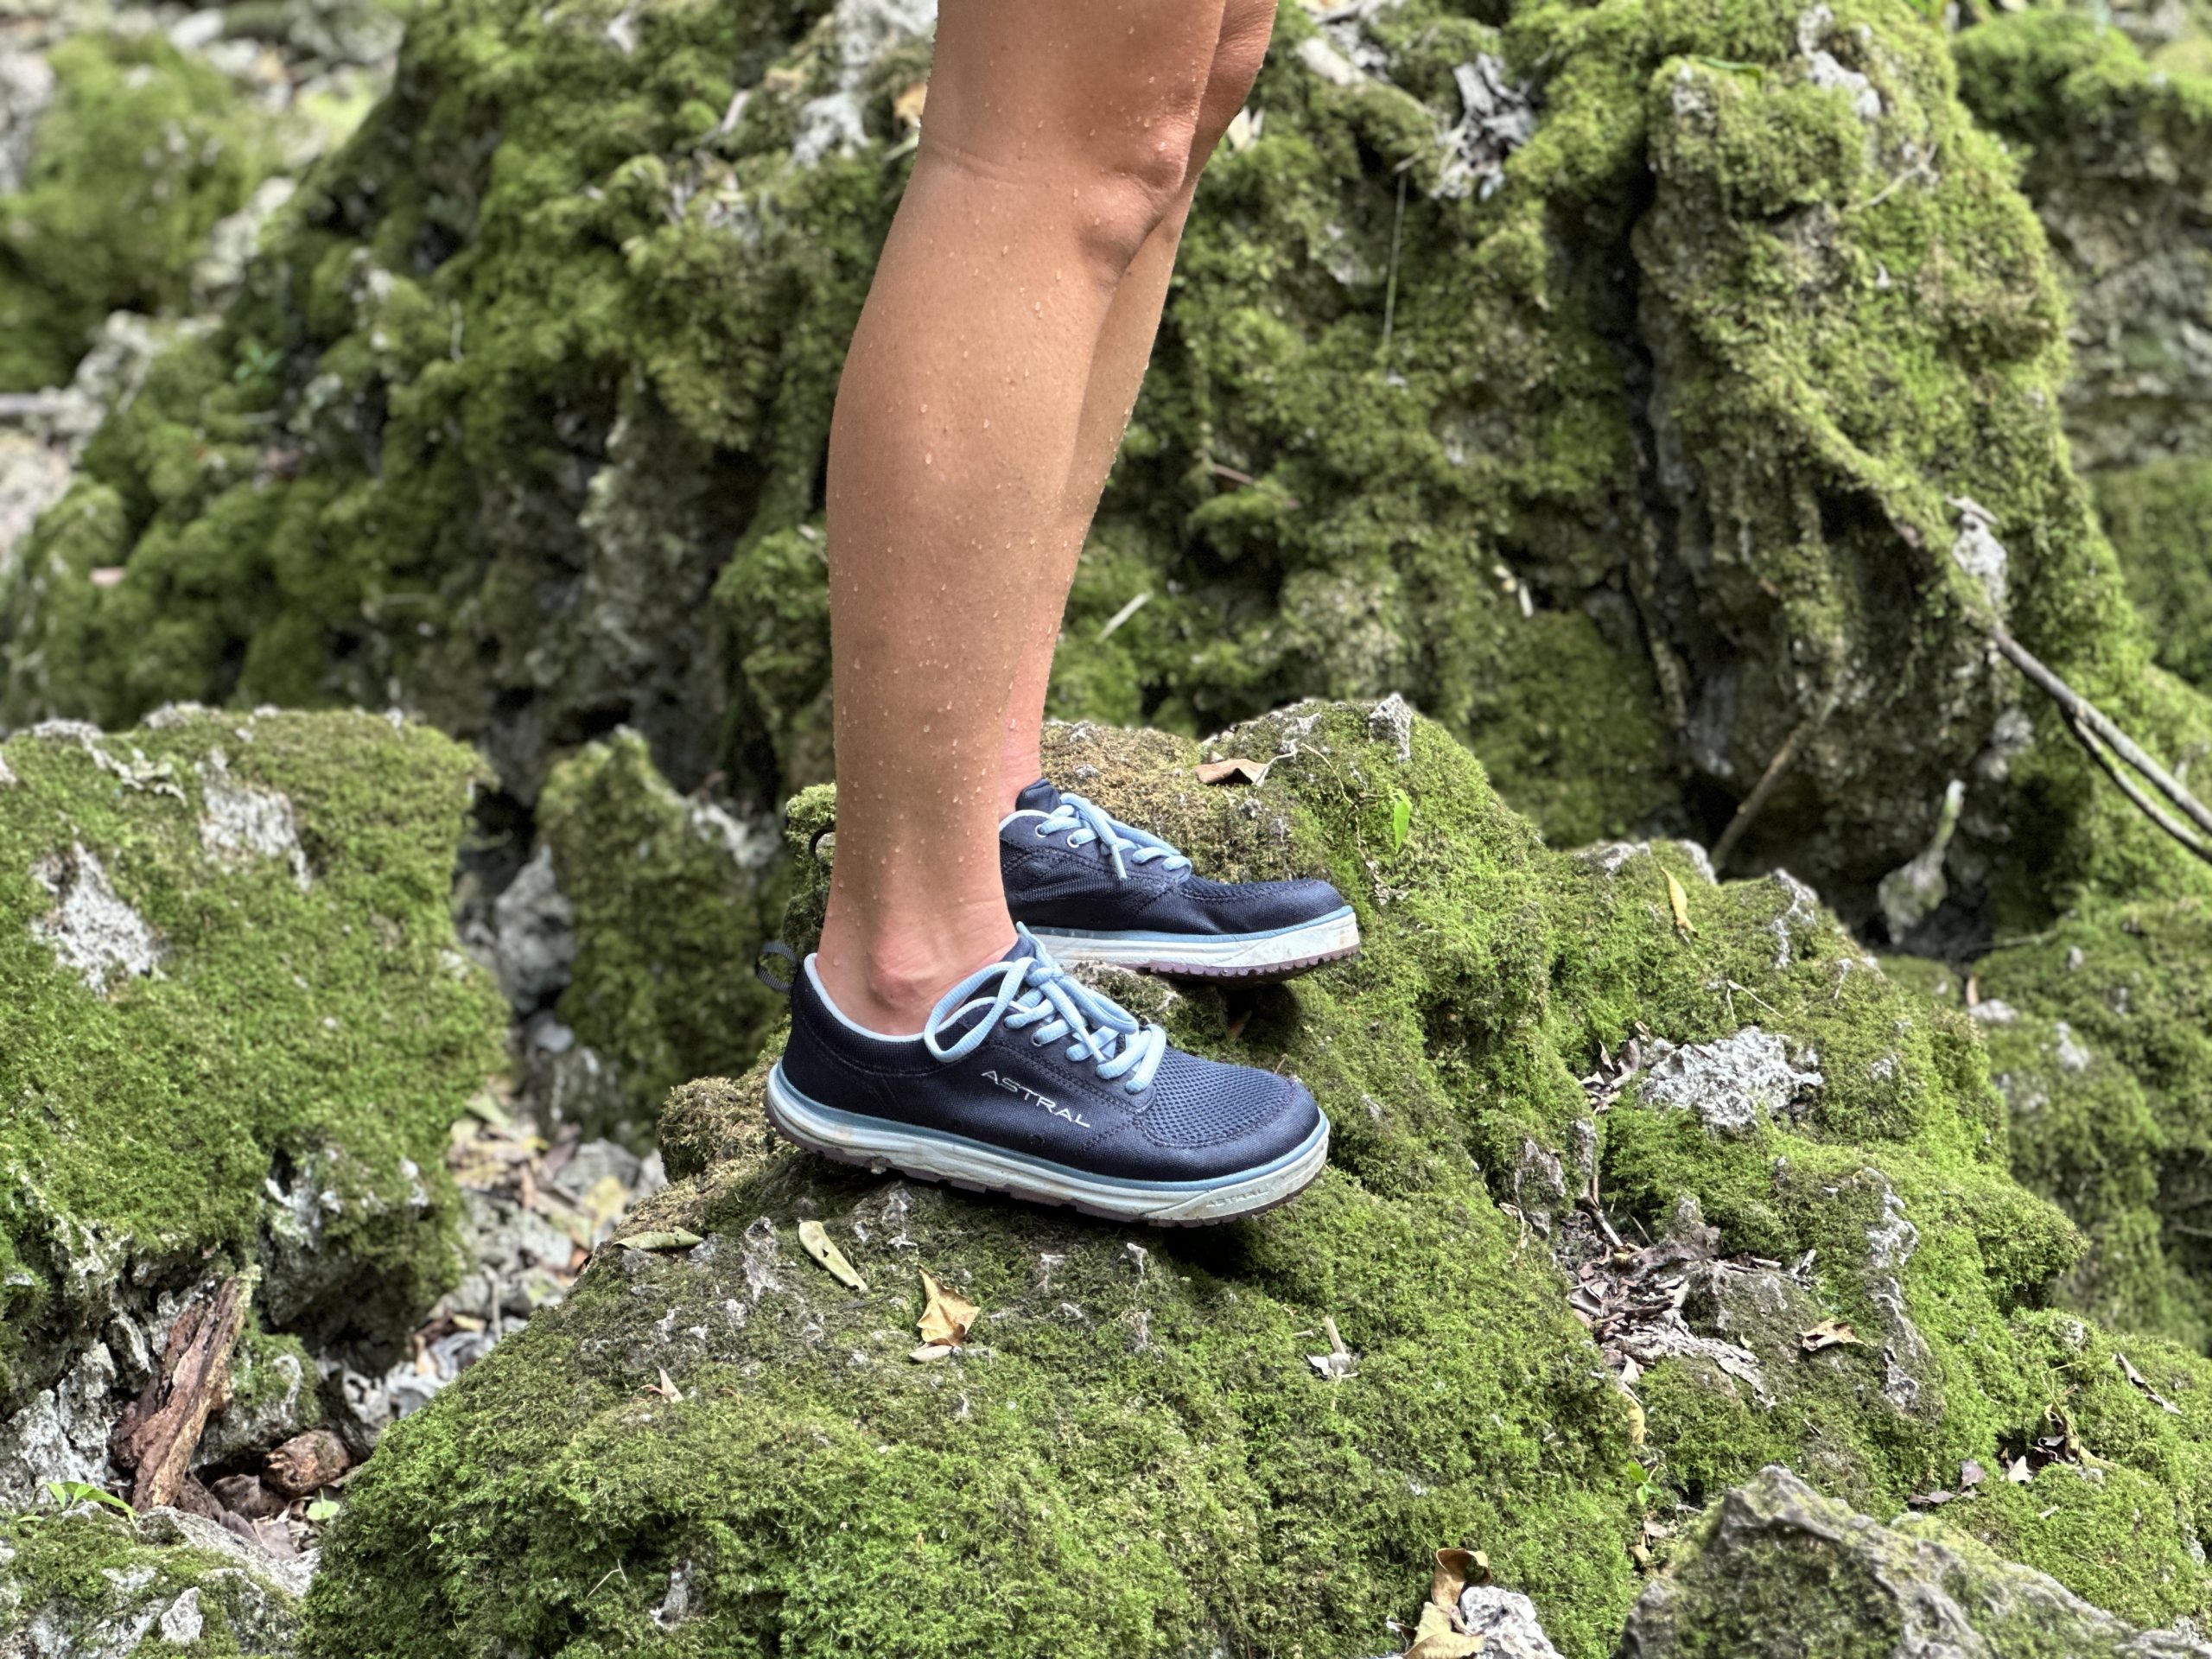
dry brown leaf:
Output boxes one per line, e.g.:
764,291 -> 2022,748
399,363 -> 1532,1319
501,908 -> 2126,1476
1430,1547 -> 1480,1610
797,1220 -> 869,1291
1664,870 -> 1697,937
918,1270 -> 979,1345
1622,1389 -> 1647,1446
640,1367 -> 682,1402
1799,1319 -> 1861,1352
1196,757 -> 1270,786
892,78 -> 927,128
1405,1601 -> 1486,1658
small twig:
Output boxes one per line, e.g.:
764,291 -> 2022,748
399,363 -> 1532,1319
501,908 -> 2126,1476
1095,590 -> 1150,643
1712,702 -> 1831,870
1989,622 -> 2212,851
2063,709 -> 2211,863
1379,164 -> 1409,364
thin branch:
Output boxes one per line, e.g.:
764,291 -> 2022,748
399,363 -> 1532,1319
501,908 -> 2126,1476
1379,165 -> 1409,364
1988,623 -> 2212,844
1712,702 -> 1830,870
2061,709 -> 2211,865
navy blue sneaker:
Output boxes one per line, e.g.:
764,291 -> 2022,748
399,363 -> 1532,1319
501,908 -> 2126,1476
765,930 -> 1331,1224
999,779 -> 1359,979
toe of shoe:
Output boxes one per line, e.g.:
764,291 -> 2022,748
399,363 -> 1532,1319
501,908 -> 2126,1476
1193,1071 -> 1327,1178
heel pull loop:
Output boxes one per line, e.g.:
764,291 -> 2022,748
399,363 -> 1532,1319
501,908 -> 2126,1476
756,940 -> 799,998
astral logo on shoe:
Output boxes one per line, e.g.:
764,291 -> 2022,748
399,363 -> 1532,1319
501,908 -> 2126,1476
981,1067 -> 1090,1126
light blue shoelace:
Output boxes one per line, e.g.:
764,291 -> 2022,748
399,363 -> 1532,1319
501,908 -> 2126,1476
1033,792 -> 1193,883
922,928 -> 1168,1095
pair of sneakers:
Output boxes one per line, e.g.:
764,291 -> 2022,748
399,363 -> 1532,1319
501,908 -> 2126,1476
766,779 -> 1359,1225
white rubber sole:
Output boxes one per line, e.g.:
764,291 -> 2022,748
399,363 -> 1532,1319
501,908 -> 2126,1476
1027,906 -> 1361,980
765,1065 -> 1332,1225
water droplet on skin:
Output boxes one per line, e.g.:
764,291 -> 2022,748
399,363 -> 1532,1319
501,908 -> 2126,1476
925,452 -> 933,466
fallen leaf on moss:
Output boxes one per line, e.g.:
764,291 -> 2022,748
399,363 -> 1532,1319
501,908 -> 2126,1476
1405,1601 -> 1486,1657
1430,1547 -> 1486,1608
1798,1319 -> 1860,1352
1665,870 -> 1697,938
1621,1389 -> 1647,1445
918,1270 -> 978,1345
910,1343 -> 957,1363
893,78 -> 927,128
1197,757 -> 1270,786
640,1368 -> 682,1402
1960,1459 -> 1986,1489
798,1220 -> 868,1291
611,1228 -> 703,1252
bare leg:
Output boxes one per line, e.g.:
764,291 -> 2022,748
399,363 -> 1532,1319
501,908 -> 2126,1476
996,0 -> 1281,801
815,0 -> 1229,1033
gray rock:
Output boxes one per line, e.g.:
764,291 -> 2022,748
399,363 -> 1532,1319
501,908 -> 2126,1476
28,843 -> 162,994
1621,1465 -> 2212,1657
1457,1583 -> 1564,1658
1636,1028 -> 1824,1134
488,844 -> 575,1011
0,50 -> 57,196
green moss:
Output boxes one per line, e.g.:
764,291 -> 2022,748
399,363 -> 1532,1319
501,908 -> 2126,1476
1971,900 -> 2212,1349
2093,459 -> 2212,691
0,35 -> 279,391
308,702 -> 2212,1656
537,731 -> 787,1141
0,709 -> 506,1406
0,1508 -> 302,1654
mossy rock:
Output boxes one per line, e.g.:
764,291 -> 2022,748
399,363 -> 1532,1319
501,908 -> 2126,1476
537,730 -> 788,1141
13,0 -> 2211,946
0,33 -> 281,391
1620,1462 -> 2212,1657
1968,899 -> 2212,1348
1955,12 -> 2212,474
0,707 -> 505,1501
308,702 -> 2212,1656
0,1504 -> 307,1655
2094,458 -> 2212,692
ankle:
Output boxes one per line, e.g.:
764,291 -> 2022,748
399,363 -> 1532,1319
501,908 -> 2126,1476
998,751 -> 1046,813
812,910 -> 1014,1034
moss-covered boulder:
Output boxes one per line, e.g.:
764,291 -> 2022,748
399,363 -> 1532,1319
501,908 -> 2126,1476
2093,459 -> 2212,693
532,729 -> 786,1140
10,0 -> 2208,948
0,1503 -> 307,1656
302,702 -> 2212,1657
1955,13 -> 2212,476
0,707 -> 505,1508
0,34 -> 281,392
1620,1463 -> 2212,1657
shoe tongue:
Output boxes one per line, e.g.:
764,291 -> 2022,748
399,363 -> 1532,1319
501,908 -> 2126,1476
1013,777 -> 1062,814
1001,930 -> 1049,965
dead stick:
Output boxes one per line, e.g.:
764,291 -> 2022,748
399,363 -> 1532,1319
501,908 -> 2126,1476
1989,624 -> 2212,842
1713,701 -> 1831,871
111,1274 -> 252,1509
2062,709 -> 2212,865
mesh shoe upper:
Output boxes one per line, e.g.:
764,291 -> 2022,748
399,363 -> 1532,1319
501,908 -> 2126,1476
1001,779 -> 1349,938
775,931 -> 1325,1184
